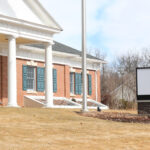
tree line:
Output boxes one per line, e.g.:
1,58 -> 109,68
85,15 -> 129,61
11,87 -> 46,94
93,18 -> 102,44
89,48 -> 150,109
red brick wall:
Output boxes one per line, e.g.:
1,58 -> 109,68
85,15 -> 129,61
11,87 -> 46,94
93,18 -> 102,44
16,58 -> 45,106
69,68 -> 101,102
97,70 -> 101,102
64,65 -> 70,98
0,56 -> 101,106
0,56 -> 8,106
53,64 -> 65,97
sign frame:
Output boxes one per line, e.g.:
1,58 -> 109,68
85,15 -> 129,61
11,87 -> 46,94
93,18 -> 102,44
136,67 -> 150,100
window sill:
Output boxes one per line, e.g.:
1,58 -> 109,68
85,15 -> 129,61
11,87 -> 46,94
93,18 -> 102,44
81,94 -> 90,98
70,94 -> 76,97
27,90 -> 37,94
70,94 -> 91,97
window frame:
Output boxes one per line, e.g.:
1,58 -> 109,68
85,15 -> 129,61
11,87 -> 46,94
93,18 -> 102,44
26,66 -> 36,91
70,72 -> 75,94
87,74 -> 92,95
53,68 -> 57,93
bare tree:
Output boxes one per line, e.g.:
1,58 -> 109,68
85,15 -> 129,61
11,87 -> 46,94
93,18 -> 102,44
116,51 -> 142,74
140,48 -> 150,67
108,49 -> 150,109
87,47 -> 106,60
89,47 -> 150,109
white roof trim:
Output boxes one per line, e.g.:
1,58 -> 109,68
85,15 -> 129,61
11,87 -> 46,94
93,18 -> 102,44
0,14 -> 61,34
19,44 -> 106,64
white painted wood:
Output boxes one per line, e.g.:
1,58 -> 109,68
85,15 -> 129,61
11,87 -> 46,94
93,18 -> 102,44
70,68 -> 76,72
7,0 -> 43,24
0,0 -> 62,108
82,0 -> 88,112
0,0 -> 62,31
0,44 -> 101,70
7,35 -> 19,107
0,18 -> 55,42
45,42 -> 53,108
24,95 -> 109,109
24,0 -> 62,30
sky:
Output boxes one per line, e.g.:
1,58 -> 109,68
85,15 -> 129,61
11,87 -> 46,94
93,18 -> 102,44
39,0 -> 150,62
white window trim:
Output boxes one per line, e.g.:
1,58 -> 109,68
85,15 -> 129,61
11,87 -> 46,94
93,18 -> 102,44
70,68 -> 76,72
26,90 -> 37,94
70,72 -> 75,95
26,66 -> 36,91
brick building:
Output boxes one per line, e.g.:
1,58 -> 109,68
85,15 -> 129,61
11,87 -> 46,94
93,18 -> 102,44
0,41 -> 105,107
0,0 -> 107,108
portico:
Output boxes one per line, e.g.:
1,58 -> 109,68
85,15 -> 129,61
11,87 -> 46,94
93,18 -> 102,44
3,36 -> 54,108
0,0 -> 62,107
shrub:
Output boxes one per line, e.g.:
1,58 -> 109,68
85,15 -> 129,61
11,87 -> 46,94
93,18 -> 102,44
71,98 -> 76,102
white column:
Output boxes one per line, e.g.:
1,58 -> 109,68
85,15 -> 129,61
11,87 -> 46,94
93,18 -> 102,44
7,35 -> 19,107
45,42 -> 53,108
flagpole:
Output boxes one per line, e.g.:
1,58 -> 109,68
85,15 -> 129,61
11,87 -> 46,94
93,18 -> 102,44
82,0 -> 88,112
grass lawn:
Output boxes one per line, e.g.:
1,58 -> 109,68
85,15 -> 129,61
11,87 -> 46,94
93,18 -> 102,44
0,108 -> 150,150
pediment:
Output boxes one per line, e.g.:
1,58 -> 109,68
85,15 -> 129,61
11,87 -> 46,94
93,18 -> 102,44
0,0 -> 62,31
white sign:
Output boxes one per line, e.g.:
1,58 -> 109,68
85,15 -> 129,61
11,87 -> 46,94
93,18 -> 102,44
137,68 -> 150,96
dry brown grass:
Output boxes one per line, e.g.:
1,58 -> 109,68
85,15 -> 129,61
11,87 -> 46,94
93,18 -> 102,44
0,108 -> 150,150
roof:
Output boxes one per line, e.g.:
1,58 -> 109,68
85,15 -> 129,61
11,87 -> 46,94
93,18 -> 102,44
27,41 -> 103,61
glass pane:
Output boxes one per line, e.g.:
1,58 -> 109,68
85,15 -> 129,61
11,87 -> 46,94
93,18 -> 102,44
70,73 -> 74,94
26,66 -> 35,90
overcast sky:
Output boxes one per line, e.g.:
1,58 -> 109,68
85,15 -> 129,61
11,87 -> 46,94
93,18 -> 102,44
39,0 -> 150,62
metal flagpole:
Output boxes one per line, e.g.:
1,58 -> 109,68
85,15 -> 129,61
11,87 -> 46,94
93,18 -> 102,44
82,0 -> 88,112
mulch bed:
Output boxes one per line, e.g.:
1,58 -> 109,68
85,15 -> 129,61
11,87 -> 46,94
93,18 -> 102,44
38,99 -> 75,106
54,100 -> 68,105
79,111 -> 150,123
